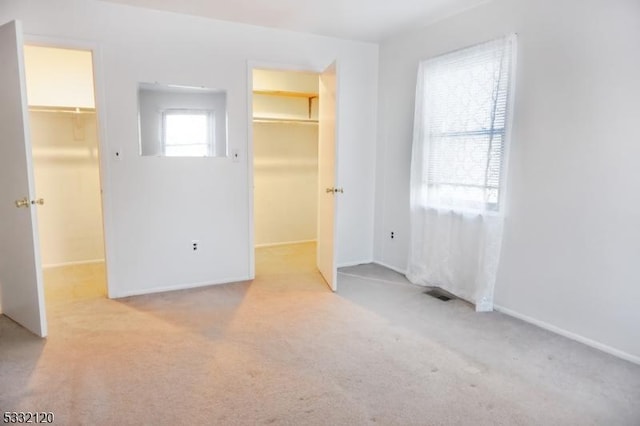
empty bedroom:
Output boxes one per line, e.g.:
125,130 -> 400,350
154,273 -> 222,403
0,0 -> 638,425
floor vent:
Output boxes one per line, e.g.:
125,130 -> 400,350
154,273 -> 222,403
425,288 -> 454,301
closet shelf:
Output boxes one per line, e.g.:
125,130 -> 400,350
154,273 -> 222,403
253,117 -> 318,124
253,89 -> 319,121
254,90 -> 317,99
29,106 -> 96,114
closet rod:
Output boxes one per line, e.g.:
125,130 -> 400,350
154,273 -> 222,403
253,118 -> 318,124
29,106 -> 96,114
253,90 -> 318,99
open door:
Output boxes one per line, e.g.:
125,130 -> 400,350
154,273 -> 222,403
0,20 -> 48,337
317,62 -> 338,291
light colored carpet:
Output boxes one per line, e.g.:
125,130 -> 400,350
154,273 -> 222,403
1,242 -> 639,425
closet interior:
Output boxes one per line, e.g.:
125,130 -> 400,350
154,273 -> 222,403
24,45 -> 107,302
252,69 -> 320,257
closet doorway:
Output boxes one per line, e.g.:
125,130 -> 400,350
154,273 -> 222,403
24,44 -> 108,307
251,65 -> 339,290
252,68 -> 320,278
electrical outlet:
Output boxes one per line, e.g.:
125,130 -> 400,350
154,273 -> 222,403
390,231 -> 395,239
192,240 -> 199,251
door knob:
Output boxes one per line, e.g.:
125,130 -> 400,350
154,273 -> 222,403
31,198 -> 44,205
15,197 -> 29,208
325,187 -> 344,194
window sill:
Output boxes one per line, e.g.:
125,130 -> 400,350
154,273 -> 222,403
414,204 -> 503,218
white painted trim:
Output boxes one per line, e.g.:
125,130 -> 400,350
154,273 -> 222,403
373,260 -> 407,276
494,304 -> 640,366
255,239 -> 316,248
246,62 -> 256,281
499,33 -> 518,217
42,259 -> 104,269
336,259 -> 373,269
111,276 -> 252,299
89,40 -> 115,300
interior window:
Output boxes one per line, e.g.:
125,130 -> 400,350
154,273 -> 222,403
138,82 -> 227,158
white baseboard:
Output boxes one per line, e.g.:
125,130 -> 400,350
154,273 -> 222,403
255,239 -> 316,248
43,259 -> 105,269
337,259 -> 373,268
494,304 -> 640,366
111,275 -> 252,299
373,260 -> 407,276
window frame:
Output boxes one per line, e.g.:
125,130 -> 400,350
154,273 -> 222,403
415,34 -> 517,213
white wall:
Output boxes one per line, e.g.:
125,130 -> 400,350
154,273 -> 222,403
374,0 -> 640,360
0,0 -> 378,296
30,111 -> 105,267
254,122 -> 318,246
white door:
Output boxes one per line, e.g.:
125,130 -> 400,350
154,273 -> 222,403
0,20 -> 47,337
317,62 -> 338,291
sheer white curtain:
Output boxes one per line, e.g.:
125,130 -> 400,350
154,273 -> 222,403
407,35 -> 516,312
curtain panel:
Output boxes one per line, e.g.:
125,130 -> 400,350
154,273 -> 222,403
407,35 -> 516,312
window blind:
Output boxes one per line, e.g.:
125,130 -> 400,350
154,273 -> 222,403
417,35 -> 515,211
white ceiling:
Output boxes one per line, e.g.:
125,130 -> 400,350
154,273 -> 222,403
98,0 -> 489,42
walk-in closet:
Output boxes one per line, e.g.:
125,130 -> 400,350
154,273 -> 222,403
252,69 -> 320,249
24,44 -> 107,302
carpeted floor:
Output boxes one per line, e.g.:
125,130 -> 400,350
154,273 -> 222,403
0,242 -> 639,425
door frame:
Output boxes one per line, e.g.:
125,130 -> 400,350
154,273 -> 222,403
246,60 -> 340,280
24,34 -> 114,298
